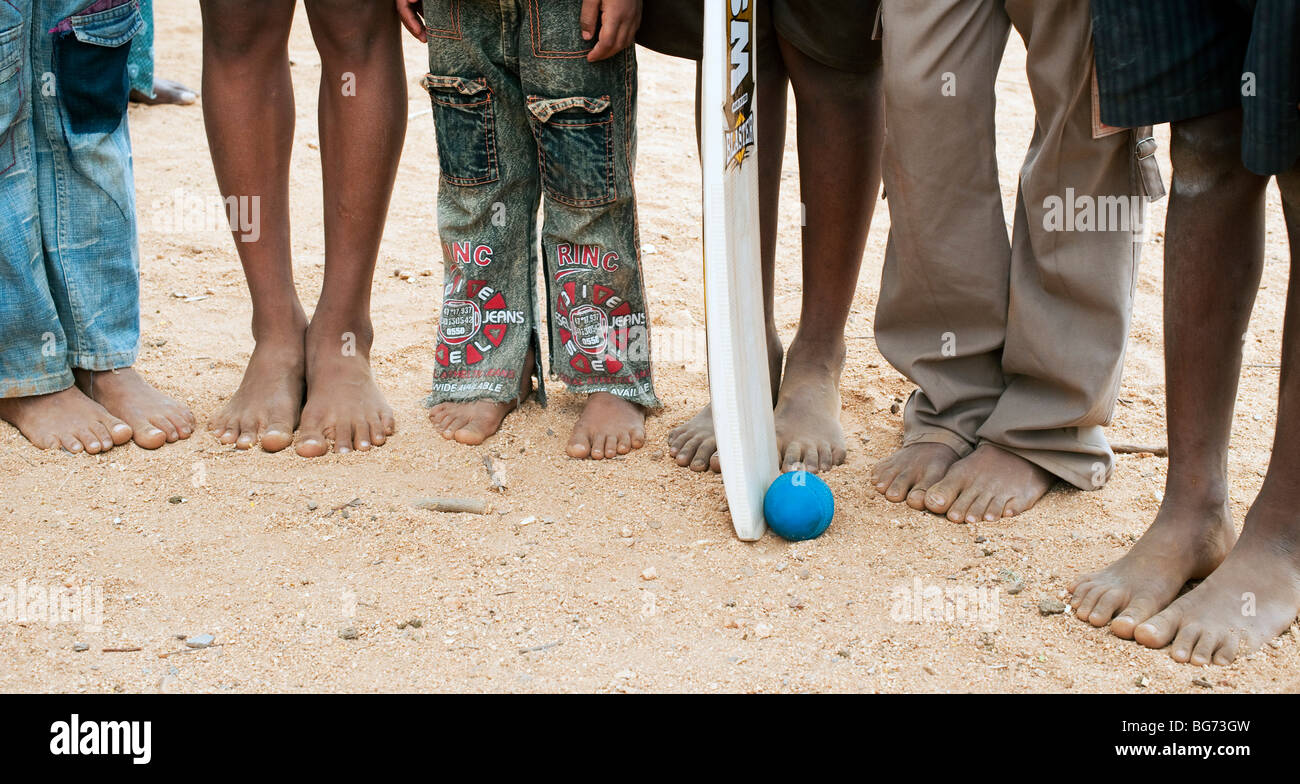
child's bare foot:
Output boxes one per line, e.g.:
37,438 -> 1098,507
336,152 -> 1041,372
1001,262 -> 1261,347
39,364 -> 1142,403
774,338 -> 846,473
567,393 -> 646,459
667,404 -> 719,472
208,334 -> 305,452
870,442 -> 962,508
1133,499 -> 1300,665
428,350 -> 534,446
923,443 -> 1055,523
296,321 -> 396,457
0,386 -> 133,454
130,77 -> 197,106
1069,494 -> 1236,637
74,368 -> 195,450
666,330 -> 782,472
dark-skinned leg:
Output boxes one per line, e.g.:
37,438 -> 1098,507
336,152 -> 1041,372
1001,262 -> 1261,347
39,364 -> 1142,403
294,0 -> 404,456
667,52 -> 787,472
1070,108 -> 1265,637
773,38 -> 882,473
1133,161 -> 1300,664
200,0 -> 306,452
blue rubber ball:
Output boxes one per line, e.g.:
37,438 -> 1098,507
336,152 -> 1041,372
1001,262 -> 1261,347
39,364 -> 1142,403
763,471 -> 835,541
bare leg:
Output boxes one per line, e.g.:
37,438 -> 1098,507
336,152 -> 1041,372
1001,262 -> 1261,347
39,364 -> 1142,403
200,0 -> 306,452
667,52 -> 787,472
1070,110 -> 1262,635
1134,160 -> 1300,664
293,0 -> 404,456
772,38 -> 882,473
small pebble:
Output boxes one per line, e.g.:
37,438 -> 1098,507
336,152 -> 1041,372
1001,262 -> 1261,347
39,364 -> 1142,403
1038,599 -> 1066,616
185,634 -> 215,649
72,642 -> 89,652
339,627 -> 359,640
754,623 -> 774,639
307,501 -> 319,511
640,567 -> 658,581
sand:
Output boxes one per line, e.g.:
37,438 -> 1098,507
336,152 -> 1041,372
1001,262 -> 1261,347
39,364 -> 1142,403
1,4 -> 1297,693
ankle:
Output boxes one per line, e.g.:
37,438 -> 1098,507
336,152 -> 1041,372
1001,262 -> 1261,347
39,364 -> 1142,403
1161,473 -> 1231,513
785,331 -> 846,369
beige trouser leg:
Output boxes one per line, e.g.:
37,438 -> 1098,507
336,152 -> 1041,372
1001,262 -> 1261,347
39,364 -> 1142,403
875,0 -> 1144,490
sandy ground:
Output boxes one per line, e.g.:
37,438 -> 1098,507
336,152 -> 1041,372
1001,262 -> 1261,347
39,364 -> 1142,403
2,4 -> 1298,694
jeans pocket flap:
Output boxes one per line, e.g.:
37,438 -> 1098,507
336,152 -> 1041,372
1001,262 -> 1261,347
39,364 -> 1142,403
422,73 -> 488,99
0,23 -> 21,83
526,95 -> 611,124
67,1 -> 144,48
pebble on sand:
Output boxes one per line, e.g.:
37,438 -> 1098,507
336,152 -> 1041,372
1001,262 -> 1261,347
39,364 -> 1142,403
339,627 -> 359,640
185,634 -> 215,648
72,642 -> 89,652
1037,599 -> 1066,616
640,567 -> 658,581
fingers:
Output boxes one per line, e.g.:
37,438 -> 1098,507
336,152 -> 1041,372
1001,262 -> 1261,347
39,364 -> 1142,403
580,0 -> 600,42
396,0 -> 427,42
586,2 -> 638,62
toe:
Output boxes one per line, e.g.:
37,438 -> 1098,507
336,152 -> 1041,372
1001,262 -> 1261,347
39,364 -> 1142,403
295,426 -> 329,457
964,491 -> 994,524
566,429 -> 592,458
884,473 -> 912,502
153,416 -> 180,443
1111,595 -> 1166,640
89,422 -> 115,452
1088,588 -> 1128,627
1169,624 -> 1203,663
1189,631 -> 1220,666
985,495 -> 1012,522
1074,585 -> 1102,620
334,421 -> 355,454
1135,607 -> 1183,649
1212,635 -> 1240,665
924,477 -> 961,515
352,420 -> 372,451
234,420 -> 258,450
107,419 -> 133,445
674,435 -> 703,466
616,430 -> 632,455
133,420 -> 168,450
59,432 -> 85,453
76,427 -> 102,454
367,417 -> 386,446
690,438 -> 717,471
261,420 -> 294,453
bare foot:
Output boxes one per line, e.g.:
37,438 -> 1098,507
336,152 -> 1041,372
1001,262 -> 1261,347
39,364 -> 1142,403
208,334 -> 305,452
75,368 -> 194,450
1069,495 -> 1236,637
870,442 -> 962,508
667,403 -> 720,472
428,349 -> 534,447
923,443 -> 1055,523
0,386 -> 133,454
774,339 -> 847,473
130,77 -> 197,106
296,322 -> 396,457
566,393 -> 646,459
1133,500 -> 1300,665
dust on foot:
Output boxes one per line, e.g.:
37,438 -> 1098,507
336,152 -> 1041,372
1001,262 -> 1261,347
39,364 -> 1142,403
76,367 -> 194,450
0,386 -> 132,454
566,392 -> 645,460
1069,497 -> 1235,637
923,443 -> 1055,523
870,442 -> 961,508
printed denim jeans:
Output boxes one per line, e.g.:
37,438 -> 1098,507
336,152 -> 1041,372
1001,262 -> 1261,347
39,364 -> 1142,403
0,0 -> 142,398
422,0 -> 660,408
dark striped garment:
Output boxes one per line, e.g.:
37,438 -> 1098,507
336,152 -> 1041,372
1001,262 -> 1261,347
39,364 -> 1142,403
1092,0 -> 1299,176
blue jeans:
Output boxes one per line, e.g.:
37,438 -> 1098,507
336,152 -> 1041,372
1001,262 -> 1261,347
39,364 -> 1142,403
0,0 -> 143,398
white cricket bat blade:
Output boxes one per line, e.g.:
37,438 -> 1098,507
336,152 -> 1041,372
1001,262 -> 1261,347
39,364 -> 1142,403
701,0 -> 779,541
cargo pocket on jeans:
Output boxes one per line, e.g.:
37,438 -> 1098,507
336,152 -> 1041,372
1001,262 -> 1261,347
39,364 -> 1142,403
0,19 -> 23,175
52,1 -> 143,135
422,73 -> 499,186
526,94 -> 615,208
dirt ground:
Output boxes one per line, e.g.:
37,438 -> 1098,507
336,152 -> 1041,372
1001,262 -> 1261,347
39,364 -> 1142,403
2,5 -> 1297,694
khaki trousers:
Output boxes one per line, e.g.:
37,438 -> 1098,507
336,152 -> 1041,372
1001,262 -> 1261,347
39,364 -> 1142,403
874,0 -> 1150,490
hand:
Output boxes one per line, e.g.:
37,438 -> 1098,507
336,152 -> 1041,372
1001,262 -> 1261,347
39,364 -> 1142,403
397,0 -> 427,42
581,0 -> 642,62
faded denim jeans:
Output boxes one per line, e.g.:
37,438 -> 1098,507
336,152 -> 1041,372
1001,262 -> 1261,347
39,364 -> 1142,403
422,0 -> 660,408
0,0 -> 142,398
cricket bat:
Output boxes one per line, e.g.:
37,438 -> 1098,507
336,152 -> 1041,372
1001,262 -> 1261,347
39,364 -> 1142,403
701,0 -> 779,541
